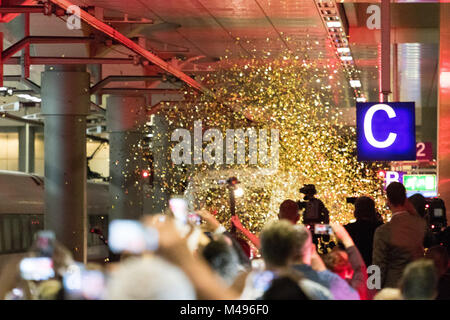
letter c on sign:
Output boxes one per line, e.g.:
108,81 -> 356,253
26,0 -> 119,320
363,104 -> 397,148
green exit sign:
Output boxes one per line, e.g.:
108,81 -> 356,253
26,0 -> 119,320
403,175 -> 436,191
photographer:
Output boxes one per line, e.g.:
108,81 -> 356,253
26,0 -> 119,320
298,184 -> 330,226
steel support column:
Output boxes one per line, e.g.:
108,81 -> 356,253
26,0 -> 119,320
145,94 -> 183,214
381,0 -> 391,103
106,95 -> 147,221
148,113 -> 170,214
41,65 -> 90,263
18,123 -> 35,173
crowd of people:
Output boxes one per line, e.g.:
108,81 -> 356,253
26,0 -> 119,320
0,181 -> 449,300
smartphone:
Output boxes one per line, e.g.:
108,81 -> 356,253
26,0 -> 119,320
433,208 -> 443,218
108,220 -> 158,254
63,264 -> 105,300
252,270 -> 275,292
251,259 -> 266,271
314,224 -> 333,235
63,264 -> 106,300
169,198 -> 188,223
20,257 -> 55,281
80,270 -> 105,300
35,230 -> 56,257
187,213 -> 201,225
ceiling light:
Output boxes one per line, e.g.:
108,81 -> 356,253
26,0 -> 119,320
350,80 -> 361,88
327,21 -> 342,28
440,71 -> 450,88
340,56 -> 353,61
17,94 -> 41,103
337,47 -> 350,54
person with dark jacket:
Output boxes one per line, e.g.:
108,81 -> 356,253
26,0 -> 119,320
408,193 -> 436,248
372,182 -> 427,289
344,196 -> 383,266
425,245 -> 450,300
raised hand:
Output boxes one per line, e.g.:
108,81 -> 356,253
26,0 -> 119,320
330,222 -> 354,248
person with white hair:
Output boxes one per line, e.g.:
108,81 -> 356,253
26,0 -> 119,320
105,255 -> 196,300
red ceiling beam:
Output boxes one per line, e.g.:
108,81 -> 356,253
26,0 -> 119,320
0,5 -> 45,14
23,12 -> 30,78
48,0 -> 209,94
0,31 -> 3,87
2,36 -> 93,61
0,0 -> 37,23
4,56 -> 136,64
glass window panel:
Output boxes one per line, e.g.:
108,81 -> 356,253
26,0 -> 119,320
0,219 -> 3,252
22,216 -> 31,250
12,218 -> 21,251
3,217 -> 12,252
30,215 -> 44,245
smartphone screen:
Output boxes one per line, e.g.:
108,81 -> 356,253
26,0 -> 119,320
314,224 -> 333,235
252,271 -> 275,292
434,208 -> 443,218
80,270 -> 105,300
169,198 -> 188,223
20,257 -> 55,281
35,230 -> 56,257
63,264 -> 105,300
187,213 -> 201,225
108,220 -> 158,254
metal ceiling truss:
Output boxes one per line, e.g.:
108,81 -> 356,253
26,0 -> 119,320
48,0 -> 209,94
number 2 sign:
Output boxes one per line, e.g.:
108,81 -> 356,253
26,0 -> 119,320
416,142 -> 432,161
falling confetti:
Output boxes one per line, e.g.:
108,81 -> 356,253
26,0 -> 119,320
143,48 -> 387,234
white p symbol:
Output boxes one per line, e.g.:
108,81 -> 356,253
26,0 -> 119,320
363,104 -> 397,148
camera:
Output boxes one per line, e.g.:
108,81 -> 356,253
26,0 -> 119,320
346,197 -> 357,204
426,198 -> 447,231
299,184 -> 317,196
297,184 -> 317,209
297,200 -> 306,210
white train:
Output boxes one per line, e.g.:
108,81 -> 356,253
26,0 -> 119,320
0,170 -> 110,271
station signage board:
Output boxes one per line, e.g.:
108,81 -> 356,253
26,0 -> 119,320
381,171 -> 406,189
356,102 -> 416,161
416,142 -> 433,161
403,174 -> 437,197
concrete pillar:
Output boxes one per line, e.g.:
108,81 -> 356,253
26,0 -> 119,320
438,4 -> 450,224
149,113 -> 171,214
18,124 -> 35,173
41,65 -> 90,263
381,0 -> 391,103
144,93 -> 183,214
88,64 -> 102,105
106,95 -> 147,221
422,108 -> 437,157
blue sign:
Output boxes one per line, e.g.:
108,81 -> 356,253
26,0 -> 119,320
356,102 -> 416,161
